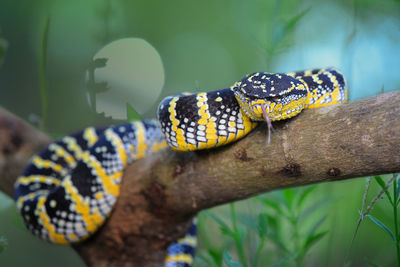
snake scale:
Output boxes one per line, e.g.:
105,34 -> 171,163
14,68 -> 347,266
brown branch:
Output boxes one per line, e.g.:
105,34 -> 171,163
1,91 -> 399,266
0,108 -> 51,196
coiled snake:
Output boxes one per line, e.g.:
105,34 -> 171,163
14,68 -> 347,266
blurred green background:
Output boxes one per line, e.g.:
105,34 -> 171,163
0,0 -> 399,266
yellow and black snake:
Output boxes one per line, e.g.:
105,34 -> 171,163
14,68 -> 347,266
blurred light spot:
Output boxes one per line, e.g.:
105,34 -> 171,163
90,38 -> 164,119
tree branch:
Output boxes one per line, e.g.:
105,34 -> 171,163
0,108 -> 51,197
1,91 -> 399,266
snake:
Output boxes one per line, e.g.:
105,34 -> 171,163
14,68 -> 347,266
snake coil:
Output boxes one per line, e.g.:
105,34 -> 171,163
15,68 -> 346,266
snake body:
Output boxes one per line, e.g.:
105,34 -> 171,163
14,68 -> 346,266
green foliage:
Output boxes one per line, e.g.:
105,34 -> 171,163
368,175 -> 400,266
0,237 -> 7,254
350,174 -> 400,266
196,213 -> 224,266
263,2 -> 310,68
366,215 -> 395,242
198,186 -> 328,266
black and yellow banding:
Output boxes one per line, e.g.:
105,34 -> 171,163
15,67 -> 346,266
158,88 -> 258,152
14,120 -> 167,244
158,67 -> 346,152
286,68 -> 347,109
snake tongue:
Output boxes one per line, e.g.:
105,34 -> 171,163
261,104 -> 273,144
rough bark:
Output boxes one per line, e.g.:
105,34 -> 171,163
0,91 -> 399,266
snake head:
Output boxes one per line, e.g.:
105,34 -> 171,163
232,72 -> 309,122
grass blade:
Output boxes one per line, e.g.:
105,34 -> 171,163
367,214 -> 395,242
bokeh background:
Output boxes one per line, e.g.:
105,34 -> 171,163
0,0 -> 399,266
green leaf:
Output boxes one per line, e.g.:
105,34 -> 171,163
257,213 -> 268,238
267,233 -> 289,253
126,103 -> 142,121
265,213 -> 278,231
271,7 -> 311,48
367,215 -> 396,242
283,7 -> 311,34
204,210 -> 233,235
219,225 -> 235,239
303,231 -> 328,252
307,215 -> 327,238
236,226 -> 247,244
260,198 -> 282,214
282,188 -> 295,211
374,175 -> 393,204
207,248 -> 224,267
223,251 -> 243,267
297,185 -> 317,208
